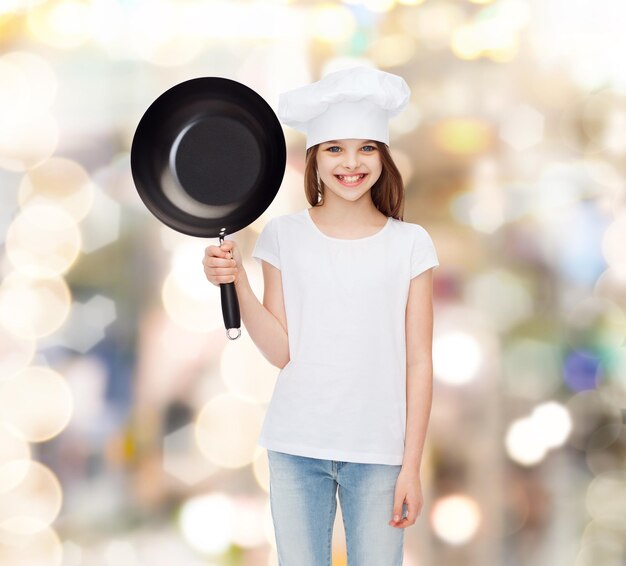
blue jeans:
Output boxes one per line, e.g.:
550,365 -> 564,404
267,449 -> 406,566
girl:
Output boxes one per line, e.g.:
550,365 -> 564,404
202,66 -> 439,566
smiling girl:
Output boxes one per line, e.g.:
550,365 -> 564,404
202,66 -> 439,566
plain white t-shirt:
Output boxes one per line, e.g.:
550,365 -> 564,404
252,207 -> 439,465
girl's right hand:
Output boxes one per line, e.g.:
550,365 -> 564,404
202,239 -> 245,287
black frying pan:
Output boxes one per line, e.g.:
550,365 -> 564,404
130,77 -> 286,340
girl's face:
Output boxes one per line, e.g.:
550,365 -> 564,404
316,139 -> 383,203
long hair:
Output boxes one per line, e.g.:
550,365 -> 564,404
303,142 -> 406,221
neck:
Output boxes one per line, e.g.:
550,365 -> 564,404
312,197 -> 384,225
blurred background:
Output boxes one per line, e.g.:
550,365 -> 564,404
1,0 -> 625,564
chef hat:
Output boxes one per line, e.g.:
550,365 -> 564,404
278,66 -> 410,150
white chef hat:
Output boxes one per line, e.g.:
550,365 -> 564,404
278,66 -> 411,150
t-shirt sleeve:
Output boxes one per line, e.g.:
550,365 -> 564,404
410,225 -> 439,279
252,217 -> 281,270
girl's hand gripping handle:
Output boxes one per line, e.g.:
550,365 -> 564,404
202,237 -> 245,340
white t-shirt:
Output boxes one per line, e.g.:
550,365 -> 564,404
251,207 -> 439,465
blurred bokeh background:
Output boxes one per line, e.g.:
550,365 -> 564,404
1,0 -> 626,564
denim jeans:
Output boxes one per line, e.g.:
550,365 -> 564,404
267,449 -> 406,566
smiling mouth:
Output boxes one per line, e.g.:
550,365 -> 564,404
335,174 -> 368,185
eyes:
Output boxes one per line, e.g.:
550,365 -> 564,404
326,145 -> 377,153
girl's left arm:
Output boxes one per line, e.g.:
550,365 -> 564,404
402,268 -> 436,473
389,268 -> 436,528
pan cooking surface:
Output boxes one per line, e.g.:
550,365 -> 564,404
173,115 -> 261,205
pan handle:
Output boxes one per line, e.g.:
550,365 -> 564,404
219,235 -> 242,340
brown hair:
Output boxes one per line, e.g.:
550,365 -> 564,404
303,142 -> 406,221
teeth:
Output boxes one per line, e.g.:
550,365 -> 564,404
338,174 -> 365,183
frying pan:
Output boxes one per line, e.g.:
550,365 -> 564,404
130,77 -> 286,340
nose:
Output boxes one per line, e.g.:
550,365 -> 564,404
343,151 -> 360,169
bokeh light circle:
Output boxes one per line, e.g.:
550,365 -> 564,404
195,393 -> 265,469
161,251 -> 224,332
0,50 -> 58,171
0,113 -> 58,172
0,521 -> 62,566
0,51 -> 57,127
179,492 -> 235,555
6,203 -> 82,278
0,366 -> 74,442
431,494 -> 481,545
18,157 -> 96,221
0,460 -> 63,535
0,272 -> 71,340
27,0 -> 93,49
434,331 -> 482,385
